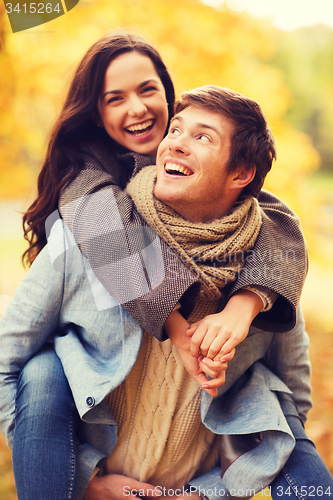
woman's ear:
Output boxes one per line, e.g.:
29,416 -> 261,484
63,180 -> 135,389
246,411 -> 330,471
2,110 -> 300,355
91,110 -> 103,128
231,165 -> 256,189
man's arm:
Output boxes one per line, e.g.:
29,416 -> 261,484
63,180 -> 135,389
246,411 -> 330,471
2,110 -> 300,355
262,306 -> 312,423
83,474 -> 160,500
186,466 -> 226,500
0,243 -> 64,448
83,471 -> 219,500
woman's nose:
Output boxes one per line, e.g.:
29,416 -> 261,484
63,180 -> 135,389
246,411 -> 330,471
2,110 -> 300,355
127,96 -> 148,117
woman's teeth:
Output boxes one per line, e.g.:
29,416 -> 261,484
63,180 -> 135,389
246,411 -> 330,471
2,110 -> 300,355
126,120 -> 154,136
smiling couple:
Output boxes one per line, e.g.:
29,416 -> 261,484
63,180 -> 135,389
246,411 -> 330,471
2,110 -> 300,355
1,32 -> 332,500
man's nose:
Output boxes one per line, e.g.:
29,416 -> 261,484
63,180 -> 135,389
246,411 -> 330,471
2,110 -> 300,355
127,96 -> 147,117
168,134 -> 191,155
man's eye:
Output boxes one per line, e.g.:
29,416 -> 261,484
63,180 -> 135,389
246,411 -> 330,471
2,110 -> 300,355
169,128 -> 180,137
197,134 -> 210,142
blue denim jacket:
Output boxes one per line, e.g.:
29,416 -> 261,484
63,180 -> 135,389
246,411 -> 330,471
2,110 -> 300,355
0,220 -> 312,499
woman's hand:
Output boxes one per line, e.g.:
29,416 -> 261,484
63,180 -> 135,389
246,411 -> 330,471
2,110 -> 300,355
187,289 -> 264,360
84,473 -> 160,500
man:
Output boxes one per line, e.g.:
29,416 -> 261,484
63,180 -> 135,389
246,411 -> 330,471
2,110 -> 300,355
84,86 -> 332,498
1,87 -> 331,500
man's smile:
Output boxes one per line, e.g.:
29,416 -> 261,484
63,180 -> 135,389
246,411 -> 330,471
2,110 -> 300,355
164,162 -> 193,176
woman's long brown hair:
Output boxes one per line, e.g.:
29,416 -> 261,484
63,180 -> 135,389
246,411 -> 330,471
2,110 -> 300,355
22,32 -> 175,266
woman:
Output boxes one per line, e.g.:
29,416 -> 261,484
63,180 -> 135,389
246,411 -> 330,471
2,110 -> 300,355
23,32 -> 305,335
0,32 -> 315,499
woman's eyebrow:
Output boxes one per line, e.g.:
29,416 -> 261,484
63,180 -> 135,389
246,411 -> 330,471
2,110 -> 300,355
101,79 -> 160,100
101,89 -> 122,100
138,79 -> 160,89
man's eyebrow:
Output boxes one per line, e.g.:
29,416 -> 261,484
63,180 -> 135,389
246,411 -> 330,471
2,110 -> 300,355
170,115 -> 182,125
197,123 -> 220,135
101,79 -> 159,100
170,115 -> 220,134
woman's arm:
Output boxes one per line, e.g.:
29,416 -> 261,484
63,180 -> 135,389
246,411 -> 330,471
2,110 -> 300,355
59,149 -> 200,340
228,189 -> 308,333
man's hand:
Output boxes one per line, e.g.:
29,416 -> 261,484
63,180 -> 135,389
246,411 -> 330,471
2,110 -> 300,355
165,310 -> 228,397
174,333 -> 228,397
84,474 -> 160,500
84,475 -> 202,500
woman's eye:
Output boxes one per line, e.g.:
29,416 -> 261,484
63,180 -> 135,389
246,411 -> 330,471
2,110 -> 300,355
107,96 -> 123,104
142,86 -> 157,94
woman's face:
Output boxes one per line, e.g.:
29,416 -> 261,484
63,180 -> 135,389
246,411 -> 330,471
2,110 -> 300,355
97,51 -> 169,156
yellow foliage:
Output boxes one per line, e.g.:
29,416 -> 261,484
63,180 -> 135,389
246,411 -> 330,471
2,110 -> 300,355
0,0 -> 332,486
0,0 -> 320,225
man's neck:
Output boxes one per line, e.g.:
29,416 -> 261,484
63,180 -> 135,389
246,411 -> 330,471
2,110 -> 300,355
163,195 -> 241,224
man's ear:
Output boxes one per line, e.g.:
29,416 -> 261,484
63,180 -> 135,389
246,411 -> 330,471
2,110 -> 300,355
231,165 -> 256,189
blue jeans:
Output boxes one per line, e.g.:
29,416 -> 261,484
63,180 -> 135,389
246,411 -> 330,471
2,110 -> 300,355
12,344 -> 79,500
270,396 -> 333,500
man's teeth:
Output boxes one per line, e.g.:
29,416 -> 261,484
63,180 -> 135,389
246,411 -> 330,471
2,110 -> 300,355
165,163 -> 193,176
126,120 -> 154,135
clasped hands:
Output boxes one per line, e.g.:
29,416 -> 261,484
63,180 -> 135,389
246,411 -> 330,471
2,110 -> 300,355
166,289 -> 264,397
166,308 -> 249,397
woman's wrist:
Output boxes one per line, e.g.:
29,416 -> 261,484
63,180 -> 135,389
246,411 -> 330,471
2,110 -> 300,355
225,288 -> 264,323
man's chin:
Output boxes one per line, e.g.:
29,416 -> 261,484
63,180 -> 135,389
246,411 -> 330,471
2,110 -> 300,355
154,185 -> 173,206
153,183 -> 165,201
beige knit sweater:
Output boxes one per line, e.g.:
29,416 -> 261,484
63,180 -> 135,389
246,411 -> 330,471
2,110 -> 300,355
104,332 -> 220,489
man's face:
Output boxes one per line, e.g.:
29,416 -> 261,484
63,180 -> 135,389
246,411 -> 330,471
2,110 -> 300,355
154,105 -> 238,223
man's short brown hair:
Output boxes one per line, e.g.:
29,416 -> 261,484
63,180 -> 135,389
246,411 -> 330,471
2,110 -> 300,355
174,85 -> 276,197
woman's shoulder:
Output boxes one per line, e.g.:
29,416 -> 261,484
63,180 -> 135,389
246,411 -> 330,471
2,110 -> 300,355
59,135 -> 128,206
59,164 -> 115,207
258,189 -> 298,218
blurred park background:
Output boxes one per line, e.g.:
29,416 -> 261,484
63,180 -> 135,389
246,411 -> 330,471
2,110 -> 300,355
0,0 -> 333,497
